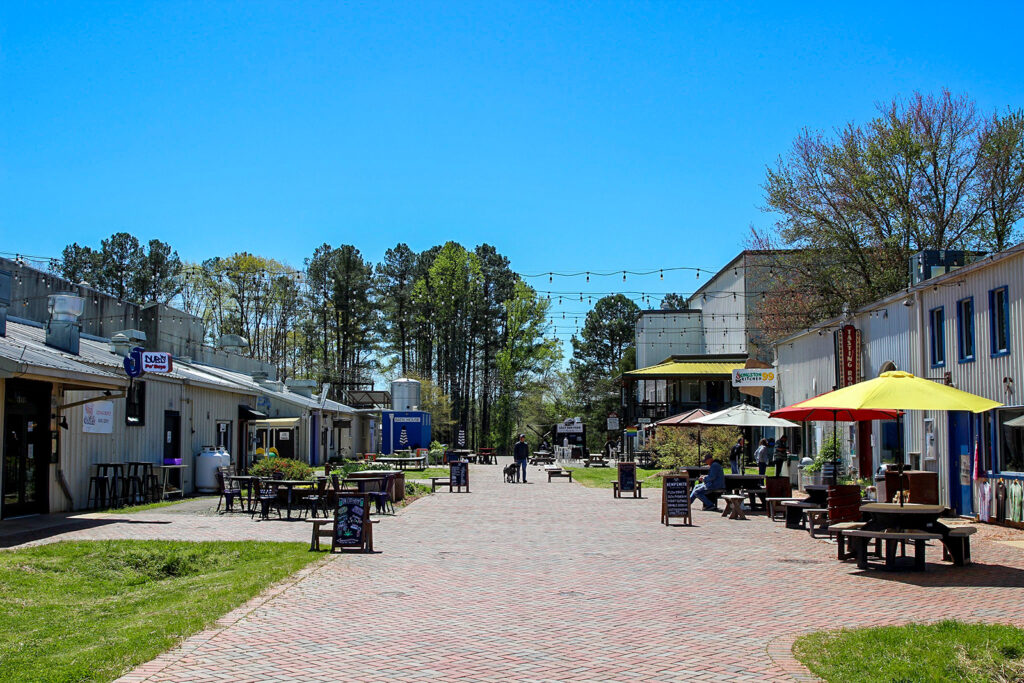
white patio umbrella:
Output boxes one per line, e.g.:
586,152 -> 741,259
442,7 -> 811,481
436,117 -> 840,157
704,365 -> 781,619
1005,415 -> 1024,427
693,403 -> 798,428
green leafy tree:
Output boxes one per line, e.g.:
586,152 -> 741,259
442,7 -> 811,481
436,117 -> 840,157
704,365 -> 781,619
570,294 -> 640,449
98,232 -> 144,300
133,239 -> 183,303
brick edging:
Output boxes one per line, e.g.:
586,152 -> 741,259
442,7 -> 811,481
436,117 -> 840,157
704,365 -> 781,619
114,554 -> 339,682
765,633 -> 821,682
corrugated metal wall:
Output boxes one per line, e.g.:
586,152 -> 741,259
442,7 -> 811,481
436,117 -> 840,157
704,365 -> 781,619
55,378 -> 256,512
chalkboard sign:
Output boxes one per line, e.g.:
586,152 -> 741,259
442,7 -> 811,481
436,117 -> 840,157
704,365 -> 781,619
661,474 -> 691,526
449,461 -> 470,492
618,461 -> 637,493
445,450 -> 459,464
332,494 -> 368,551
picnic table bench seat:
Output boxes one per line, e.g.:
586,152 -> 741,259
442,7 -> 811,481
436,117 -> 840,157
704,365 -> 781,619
547,468 -> 573,483
942,526 -> 977,565
429,476 -> 451,492
766,497 -> 797,522
843,528 -> 943,571
721,494 -> 746,520
780,500 -> 821,529
803,508 -> 830,538
584,456 -> 609,468
828,521 -> 868,560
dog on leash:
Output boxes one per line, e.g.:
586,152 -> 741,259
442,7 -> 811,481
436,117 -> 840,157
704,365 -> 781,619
503,462 -> 520,483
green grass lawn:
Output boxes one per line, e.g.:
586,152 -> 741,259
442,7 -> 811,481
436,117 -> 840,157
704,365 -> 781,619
565,466 -> 666,489
794,621 -> 1024,682
404,467 -> 453,479
0,540 -> 320,683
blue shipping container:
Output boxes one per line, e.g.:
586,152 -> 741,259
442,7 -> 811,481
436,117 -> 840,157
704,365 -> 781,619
381,411 -> 432,454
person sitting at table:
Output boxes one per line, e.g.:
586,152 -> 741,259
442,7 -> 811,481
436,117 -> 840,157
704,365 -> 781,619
690,453 -> 725,511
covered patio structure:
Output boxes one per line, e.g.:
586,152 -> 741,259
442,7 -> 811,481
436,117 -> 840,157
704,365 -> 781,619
620,355 -> 747,424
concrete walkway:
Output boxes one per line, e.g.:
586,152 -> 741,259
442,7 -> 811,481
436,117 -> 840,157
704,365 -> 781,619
7,462 -> 1024,681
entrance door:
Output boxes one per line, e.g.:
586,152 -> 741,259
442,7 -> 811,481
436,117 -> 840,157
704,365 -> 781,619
857,421 -> 874,479
3,379 -> 51,518
163,411 -> 181,463
948,411 -> 973,516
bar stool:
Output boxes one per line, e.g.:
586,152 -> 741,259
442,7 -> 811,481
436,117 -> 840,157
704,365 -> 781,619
95,463 -> 125,507
126,462 -> 154,505
87,471 -> 109,509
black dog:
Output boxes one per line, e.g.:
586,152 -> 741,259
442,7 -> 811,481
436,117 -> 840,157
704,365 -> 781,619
504,462 -> 520,483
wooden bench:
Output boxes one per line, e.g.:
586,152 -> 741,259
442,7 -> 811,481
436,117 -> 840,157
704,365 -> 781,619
612,480 -> 641,497
547,468 -> 573,483
305,518 -> 379,552
584,456 -> 609,468
844,529 -> 943,571
721,494 -> 746,520
942,526 -> 977,566
803,509 -> 830,538
429,477 -> 451,492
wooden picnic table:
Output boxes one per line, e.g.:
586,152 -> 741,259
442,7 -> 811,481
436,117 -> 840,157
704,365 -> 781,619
376,456 -> 427,471
803,484 -> 830,507
858,503 -> 970,567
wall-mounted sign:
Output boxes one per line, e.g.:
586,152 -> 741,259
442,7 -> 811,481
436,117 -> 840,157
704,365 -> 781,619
607,416 -> 620,431
124,346 -> 173,377
82,401 -> 114,434
837,325 -> 861,388
732,369 -> 776,388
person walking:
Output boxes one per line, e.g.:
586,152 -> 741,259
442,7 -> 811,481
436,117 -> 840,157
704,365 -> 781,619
513,434 -> 530,483
773,434 -> 789,477
728,436 -> 745,474
754,438 -> 770,476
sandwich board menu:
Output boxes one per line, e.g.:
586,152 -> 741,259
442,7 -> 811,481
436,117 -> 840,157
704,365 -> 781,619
661,474 -> 691,526
616,461 -> 638,498
332,494 -> 368,551
449,460 -> 470,492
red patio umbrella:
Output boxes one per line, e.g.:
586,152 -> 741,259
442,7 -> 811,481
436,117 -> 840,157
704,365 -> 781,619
770,399 -> 899,485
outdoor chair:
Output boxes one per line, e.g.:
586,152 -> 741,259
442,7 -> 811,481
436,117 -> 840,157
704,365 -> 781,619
364,474 -> 395,515
251,478 -> 282,520
86,473 -> 110,510
301,477 -> 330,518
216,470 -> 243,513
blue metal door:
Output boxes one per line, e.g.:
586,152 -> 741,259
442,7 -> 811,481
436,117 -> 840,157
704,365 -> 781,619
947,411 -> 973,516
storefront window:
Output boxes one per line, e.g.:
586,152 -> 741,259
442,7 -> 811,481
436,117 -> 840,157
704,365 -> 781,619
879,421 -> 903,464
125,380 -> 146,426
998,409 -> 1024,473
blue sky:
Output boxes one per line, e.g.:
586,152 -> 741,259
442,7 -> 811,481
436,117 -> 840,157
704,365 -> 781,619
2,1 -> 1024,341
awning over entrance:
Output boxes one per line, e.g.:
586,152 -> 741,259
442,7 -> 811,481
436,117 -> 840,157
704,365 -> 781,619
251,417 -> 301,427
238,405 -> 269,420
622,360 -> 746,379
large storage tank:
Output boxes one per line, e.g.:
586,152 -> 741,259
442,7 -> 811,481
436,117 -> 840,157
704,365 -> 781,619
391,378 -> 421,411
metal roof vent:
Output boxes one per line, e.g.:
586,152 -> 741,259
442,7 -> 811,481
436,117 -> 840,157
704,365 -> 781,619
45,293 -> 85,354
219,334 -> 249,354
110,329 -> 147,356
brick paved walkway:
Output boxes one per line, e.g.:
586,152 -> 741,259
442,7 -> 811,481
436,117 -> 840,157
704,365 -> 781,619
7,463 -> 1024,681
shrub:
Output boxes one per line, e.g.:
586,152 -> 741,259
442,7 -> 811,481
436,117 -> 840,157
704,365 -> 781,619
248,457 -> 313,480
648,425 -> 740,469
804,433 -> 840,473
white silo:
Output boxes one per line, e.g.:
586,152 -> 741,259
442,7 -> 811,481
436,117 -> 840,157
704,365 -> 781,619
391,378 -> 422,411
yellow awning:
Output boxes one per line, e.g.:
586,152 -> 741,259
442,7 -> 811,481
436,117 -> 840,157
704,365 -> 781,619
623,360 -> 746,379
251,417 -> 302,427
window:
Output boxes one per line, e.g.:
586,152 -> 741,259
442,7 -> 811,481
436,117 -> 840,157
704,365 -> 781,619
125,380 -> 146,426
957,297 -> 975,362
990,286 -> 1011,357
929,306 -> 945,367
998,409 -> 1024,473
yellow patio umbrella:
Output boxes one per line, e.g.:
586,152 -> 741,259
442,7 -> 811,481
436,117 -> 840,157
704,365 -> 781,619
797,370 -> 1002,414
795,370 -> 1001,504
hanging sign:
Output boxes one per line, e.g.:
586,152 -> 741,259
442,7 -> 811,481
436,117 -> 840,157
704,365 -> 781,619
607,416 -> 620,431
837,325 -> 861,388
82,401 -> 114,434
732,369 -> 776,388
